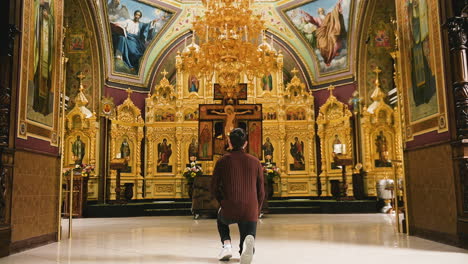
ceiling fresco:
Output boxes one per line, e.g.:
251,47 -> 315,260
94,0 -> 361,90
284,0 -> 352,74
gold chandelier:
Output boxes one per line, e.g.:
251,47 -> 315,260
177,0 -> 280,101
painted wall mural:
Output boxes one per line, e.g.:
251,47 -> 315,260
106,0 -> 173,75
29,0 -> 56,126
357,0 -> 395,106
397,0 -> 448,139
285,0 -> 352,74
405,0 -> 436,121
65,0 -> 100,112
18,0 -> 64,144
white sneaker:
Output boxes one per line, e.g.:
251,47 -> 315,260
240,235 -> 255,264
218,245 -> 232,261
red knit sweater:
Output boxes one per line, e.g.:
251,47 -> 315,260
211,150 -> 265,222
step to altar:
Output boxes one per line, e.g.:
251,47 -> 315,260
86,198 -> 378,218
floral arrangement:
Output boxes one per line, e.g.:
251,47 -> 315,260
62,164 -> 95,177
183,162 -> 203,184
62,167 -> 72,177
263,162 -> 280,183
81,164 -> 95,176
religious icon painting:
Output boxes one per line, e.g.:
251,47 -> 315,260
18,0 -> 63,145
120,137 -> 132,173
374,131 -> 392,168
157,138 -> 173,173
184,109 -> 199,121
213,83 -> 248,100
69,34 -> 85,52
188,137 -> 199,162
247,121 -> 262,160
105,0 -> 174,75
330,134 -> 345,170
262,137 -> 275,163
29,0 -> 55,126
289,137 -> 305,171
374,30 -> 390,47
198,121 -> 213,160
261,74 -> 273,91
100,96 -> 116,118
213,121 -> 225,155
155,109 -> 175,122
283,0 -> 353,74
71,134 -> 87,166
188,75 -> 199,93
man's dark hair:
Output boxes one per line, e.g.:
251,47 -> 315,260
134,10 -> 142,16
229,128 -> 246,150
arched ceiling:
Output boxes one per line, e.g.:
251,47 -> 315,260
94,0 -> 362,91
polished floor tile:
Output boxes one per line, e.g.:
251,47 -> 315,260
2,214 -> 467,263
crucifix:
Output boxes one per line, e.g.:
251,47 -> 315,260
211,105 -> 253,138
198,102 -> 262,160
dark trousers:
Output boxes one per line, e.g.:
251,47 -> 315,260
217,212 -> 257,255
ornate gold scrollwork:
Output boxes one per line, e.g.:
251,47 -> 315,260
361,67 -> 403,196
109,88 -> 144,200
317,85 -> 353,196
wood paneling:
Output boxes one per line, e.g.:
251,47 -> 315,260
11,151 -> 59,245
406,143 -> 458,240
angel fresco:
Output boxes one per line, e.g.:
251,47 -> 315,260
107,0 -> 172,74
286,0 -> 350,72
108,0 -> 130,22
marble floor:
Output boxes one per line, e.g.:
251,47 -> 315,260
1,214 -> 468,264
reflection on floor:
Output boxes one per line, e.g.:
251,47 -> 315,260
1,214 -> 467,264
